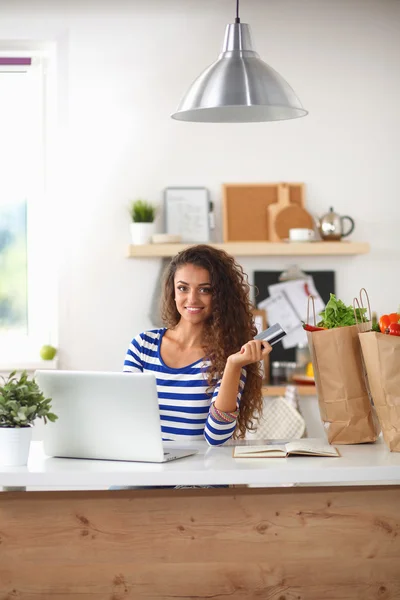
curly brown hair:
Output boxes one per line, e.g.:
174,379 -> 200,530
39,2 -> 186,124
160,244 -> 262,438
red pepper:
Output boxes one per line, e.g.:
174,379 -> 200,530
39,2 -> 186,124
303,324 -> 326,332
388,323 -> 400,337
379,313 -> 400,333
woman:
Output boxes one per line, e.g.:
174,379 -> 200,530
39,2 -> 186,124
123,244 -> 271,445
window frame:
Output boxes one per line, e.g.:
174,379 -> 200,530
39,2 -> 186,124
0,48 -> 58,370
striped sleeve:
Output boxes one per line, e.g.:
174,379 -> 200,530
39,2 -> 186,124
204,367 -> 247,446
123,334 -> 144,373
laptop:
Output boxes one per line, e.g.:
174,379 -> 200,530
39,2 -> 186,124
34,370 -> 198,463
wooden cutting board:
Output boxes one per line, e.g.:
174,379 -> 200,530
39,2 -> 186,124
268,183 -> 314,242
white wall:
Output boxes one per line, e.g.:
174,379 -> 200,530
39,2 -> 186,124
1,0 -> 399,370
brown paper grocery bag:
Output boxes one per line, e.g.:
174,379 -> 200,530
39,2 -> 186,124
359,331 -> 400,452
307,323 -> 379,444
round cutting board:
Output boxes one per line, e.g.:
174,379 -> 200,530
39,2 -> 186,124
268,184 -> 314,241
274,205 -> 315,239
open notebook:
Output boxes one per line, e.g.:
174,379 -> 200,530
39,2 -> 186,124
233,438 -> 340,458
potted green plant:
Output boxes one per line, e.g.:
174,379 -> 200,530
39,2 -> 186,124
0,370 -> 58,466
129,199 -> 157,245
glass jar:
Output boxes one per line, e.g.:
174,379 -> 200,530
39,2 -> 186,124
295,343 -> 311,371
271,362 -> 287,385
284,361 -> 297,382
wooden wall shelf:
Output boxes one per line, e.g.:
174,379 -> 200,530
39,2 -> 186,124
262,384 -> 316,396
127,241 -> 370,258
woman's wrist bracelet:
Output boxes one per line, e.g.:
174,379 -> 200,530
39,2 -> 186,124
210,403 -> 239,423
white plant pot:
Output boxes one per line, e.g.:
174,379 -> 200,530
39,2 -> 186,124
0,427 -> 32,466
130,222 -> 156,245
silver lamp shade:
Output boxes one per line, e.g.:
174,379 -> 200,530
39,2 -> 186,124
171,23 -> 308,123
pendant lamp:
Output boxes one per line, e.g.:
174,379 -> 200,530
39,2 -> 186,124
171,0 -> 308,123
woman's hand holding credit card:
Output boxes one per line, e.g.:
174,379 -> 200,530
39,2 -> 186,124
254,323 -> 287,346
228,323 -> 286,367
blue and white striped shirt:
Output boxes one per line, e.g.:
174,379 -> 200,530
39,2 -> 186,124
123,328 -> 246,446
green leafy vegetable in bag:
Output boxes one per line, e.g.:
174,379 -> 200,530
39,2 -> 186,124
317,293 -> 367,329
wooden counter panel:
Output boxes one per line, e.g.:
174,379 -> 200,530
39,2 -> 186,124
0,486 -> 399,598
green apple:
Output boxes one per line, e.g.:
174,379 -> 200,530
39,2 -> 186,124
40,345 -> 57,361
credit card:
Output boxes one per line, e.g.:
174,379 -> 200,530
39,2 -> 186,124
254,322 -> 287,346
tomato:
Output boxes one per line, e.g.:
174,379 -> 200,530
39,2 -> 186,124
379,315 -> 390,333
388,323 -> 400,337
379,313 -> 400,333
388,312 -> 400,322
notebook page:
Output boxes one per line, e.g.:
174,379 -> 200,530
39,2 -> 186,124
285,439 -> 338,456
234,445 -> 287,457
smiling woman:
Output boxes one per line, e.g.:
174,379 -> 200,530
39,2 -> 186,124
173,263 -> 213,326
123,244 -> 273,445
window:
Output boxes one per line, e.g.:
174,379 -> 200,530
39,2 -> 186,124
0,54 -> 57,366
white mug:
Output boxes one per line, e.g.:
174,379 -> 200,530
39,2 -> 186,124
289,228 -> 315,242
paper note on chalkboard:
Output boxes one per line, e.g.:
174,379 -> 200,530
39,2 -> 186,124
268,277 -> 325,321
258,292 -> 299,335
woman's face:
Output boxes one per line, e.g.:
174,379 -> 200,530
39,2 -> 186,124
173,263 -> 213,325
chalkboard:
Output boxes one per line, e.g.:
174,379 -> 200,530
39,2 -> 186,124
253,270 -> 335,378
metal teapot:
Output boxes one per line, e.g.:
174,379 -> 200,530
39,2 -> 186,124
315,207 -> 355,241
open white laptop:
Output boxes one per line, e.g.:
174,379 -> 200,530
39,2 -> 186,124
34,370 -> 198,463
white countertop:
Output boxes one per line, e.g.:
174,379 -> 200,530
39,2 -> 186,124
1,437 -> 400,490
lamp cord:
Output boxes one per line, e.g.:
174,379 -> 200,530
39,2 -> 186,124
235,0 -> 240,23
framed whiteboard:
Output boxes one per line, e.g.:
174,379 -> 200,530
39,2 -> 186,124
164,187 -> 210,243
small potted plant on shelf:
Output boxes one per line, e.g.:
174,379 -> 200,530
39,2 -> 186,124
129,199 -> 157,245
0,370 -> 58,466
